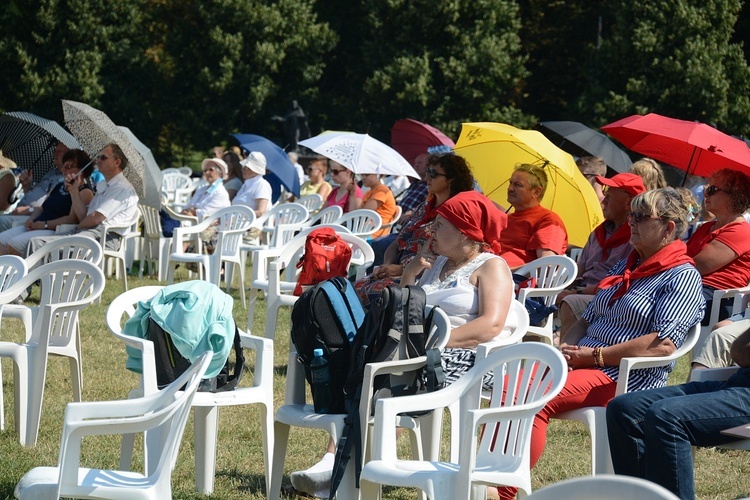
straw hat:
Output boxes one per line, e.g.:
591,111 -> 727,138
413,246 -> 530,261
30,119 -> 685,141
0,151 -> 17,170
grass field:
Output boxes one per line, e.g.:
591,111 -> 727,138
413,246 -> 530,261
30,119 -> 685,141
1,268 -> 749,499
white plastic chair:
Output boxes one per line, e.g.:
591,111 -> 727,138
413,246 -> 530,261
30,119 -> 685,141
359,343 -> 568,500
0,260 -> 105,446
178,166 -> 194,176
166,205 -> 255,305
297,193 -> 324,212
334,209 -> 382,239
525,474 -> 679,500
0,255 -> 28,431
106,286 -> 275,495
554,322 -> 701,475
694,281 -> 750,361
14,352 -> 212,500
139,203 -> 172,281
161,172 -> 193,210
100,207 -> 142,292
515,255 -> 578,345
270,305 -> 452,500
257,230 -> 373,339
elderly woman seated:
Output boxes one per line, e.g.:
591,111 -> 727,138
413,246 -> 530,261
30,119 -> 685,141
290,191 -> 517,498
495,188 -> 705,500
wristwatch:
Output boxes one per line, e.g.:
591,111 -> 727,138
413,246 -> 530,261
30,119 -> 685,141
28,207 -> 34,214
44,221 -> 48,229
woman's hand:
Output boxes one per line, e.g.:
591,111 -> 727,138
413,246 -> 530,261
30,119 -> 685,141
401,238 -> 437,285
65,173 -> 82,192
346,179 -> 357,194
372,264 -> 403,280
24,218 -> 35,230
560,343 -> 595,370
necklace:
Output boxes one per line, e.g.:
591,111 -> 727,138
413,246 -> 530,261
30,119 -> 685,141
439,250 -> 481,282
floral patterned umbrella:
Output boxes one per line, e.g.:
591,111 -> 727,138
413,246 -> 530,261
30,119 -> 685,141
62,100 -> 162,207
0,111 -> 81,182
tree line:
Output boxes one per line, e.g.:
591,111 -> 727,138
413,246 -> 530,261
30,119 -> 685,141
1,0 -> 748,167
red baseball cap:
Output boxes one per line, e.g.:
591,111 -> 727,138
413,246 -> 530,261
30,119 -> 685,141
595,173 -> 647,197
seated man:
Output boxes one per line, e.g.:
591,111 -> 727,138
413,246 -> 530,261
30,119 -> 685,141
27,142 -> 138,256
557,173 -> 646,339
607,323 -> 750,499
693,312 -> 750,370
497,163 -> 567,270
0,142 -> 67,231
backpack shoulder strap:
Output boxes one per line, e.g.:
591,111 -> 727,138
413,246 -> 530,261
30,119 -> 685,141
214,324 -> 245,392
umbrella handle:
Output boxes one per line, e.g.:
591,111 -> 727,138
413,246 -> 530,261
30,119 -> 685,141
71,158 -> 96,179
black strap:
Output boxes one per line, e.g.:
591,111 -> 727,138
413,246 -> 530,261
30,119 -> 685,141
329,385 -> 361,499
214,325 -> 245,392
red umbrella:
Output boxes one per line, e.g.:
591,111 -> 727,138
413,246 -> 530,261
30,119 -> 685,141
390,118 -> 455,166
601,113 -> 750,177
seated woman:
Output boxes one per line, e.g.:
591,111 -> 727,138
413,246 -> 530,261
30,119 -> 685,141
686,168 -> 750,325
324,162 -> 362,213
221,151 -> 244,201
0,149 -> 94,256
234,151 -> 272,219
359,173 -> 397,238
181,158 -> 230,220
402,190 -> 515,386
354,152 -> 475,306
290,191 -> 516,498
496,188 -> 705,500
299,157 -> 332,204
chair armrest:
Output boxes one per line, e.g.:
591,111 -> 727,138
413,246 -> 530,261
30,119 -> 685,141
689,366 -> 740,382
163,204 -> 198,226
615,354 -> 683,396
239,333 -> 274,388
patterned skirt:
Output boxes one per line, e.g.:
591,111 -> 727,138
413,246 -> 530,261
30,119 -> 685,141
442,347 -> 494,392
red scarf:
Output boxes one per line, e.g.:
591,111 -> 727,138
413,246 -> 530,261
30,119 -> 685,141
597,240 -> 694,305
594,221 -> 631,261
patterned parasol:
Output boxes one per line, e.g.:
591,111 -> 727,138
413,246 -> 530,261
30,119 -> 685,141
0,111 -> 81,182
62,100 -> 162,207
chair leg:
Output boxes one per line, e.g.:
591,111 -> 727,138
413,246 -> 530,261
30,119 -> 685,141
69,357 -> 82,402
270,421 -> 291,500
260,401 -> 274,496
264,299 -> 279,339
194,405 -> 219,494
0,360 -> 4,431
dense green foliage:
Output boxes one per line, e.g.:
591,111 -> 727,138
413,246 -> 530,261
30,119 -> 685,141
1,0 -> 748,166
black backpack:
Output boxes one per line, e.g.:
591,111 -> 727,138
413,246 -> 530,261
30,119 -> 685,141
290,276 -> 366,414
329,285 -> 444,499
147,317 -> 245,393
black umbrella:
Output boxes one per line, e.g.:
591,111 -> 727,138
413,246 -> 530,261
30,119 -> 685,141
538,121 -> 632,173
0,111 -> 81,182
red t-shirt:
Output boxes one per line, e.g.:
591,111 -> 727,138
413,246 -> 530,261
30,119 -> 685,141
686,220 -> 750,290
498,205 -> 568,268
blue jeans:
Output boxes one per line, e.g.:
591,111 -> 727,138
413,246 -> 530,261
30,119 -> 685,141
606,368 -> 750,499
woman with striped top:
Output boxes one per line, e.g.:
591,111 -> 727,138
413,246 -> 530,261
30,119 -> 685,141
495,188 -> 705,500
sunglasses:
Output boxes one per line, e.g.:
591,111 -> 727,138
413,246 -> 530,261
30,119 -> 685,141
330,169 -> 346,176
705,185 -> 727,196
425,168 -> 447,179
96,154 -> 112,161
627,212 -> 667,224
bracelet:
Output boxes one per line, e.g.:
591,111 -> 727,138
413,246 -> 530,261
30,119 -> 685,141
592,347 -> 601,368
594,347 -> 605,368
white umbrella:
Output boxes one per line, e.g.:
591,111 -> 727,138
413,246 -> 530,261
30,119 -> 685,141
62,100 -> 162,208
299,132 -> 419,178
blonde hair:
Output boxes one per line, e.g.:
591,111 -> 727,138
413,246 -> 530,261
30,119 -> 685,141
630,188 -> 691,239
630,158 -> 666,190
514,164 -> 548,198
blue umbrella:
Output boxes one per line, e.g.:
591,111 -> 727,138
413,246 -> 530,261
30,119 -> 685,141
231,133 -> 300,200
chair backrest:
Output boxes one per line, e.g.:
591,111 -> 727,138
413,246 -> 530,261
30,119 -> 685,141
255,202 -> 310,247
2,260 -> 105,350
161,172 -> 192,191
516,255 -> 578,306
140,203 -> 163,240
525,474 -> 679,500
178,166 -> 194,176
335,209 -> 382,238
296,194 -> 324,212
380,205 -> 402,232
211,205 -> 256,258
25,235 -> 103,270
306,205 -> 343,227
0,255 -> 27,291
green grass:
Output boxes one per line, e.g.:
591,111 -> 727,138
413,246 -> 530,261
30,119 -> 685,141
1,265 -> 750,499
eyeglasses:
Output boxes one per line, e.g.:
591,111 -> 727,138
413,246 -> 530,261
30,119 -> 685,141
425,168 -> 447,179
627,212 -> 667,224
330,169 -> 346,176
705,185 -> 727,196
96,154 -> 112,161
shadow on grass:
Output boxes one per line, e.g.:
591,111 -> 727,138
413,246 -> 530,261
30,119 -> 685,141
215,468 -> 267,495
274,364 -> 288,377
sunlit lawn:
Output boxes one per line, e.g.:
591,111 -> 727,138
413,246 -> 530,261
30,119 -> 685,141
1,264 -> 749,499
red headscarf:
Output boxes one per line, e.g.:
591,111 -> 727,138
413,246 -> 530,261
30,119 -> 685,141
435,191 -> 507,254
